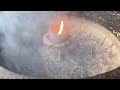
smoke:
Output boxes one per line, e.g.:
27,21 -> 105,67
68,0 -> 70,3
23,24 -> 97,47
0,11 -> 119,78
0,11 -> 99,78
0,11 -> 110,77
0,11 -> 70,77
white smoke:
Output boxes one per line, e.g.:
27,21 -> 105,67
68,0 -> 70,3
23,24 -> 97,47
0,11 -> 64,77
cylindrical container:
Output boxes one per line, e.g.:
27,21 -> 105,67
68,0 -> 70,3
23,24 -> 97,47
48,27 -> 69,44
43,17 -> 71,47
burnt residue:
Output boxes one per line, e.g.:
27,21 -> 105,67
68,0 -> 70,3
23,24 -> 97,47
73,11 -> 120,79
0,11 -> 120,79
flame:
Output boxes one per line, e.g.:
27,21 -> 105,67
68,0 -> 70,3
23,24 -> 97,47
58,20 -> 64,35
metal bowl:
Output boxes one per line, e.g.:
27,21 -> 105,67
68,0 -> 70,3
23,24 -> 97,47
0,11 -> 120,79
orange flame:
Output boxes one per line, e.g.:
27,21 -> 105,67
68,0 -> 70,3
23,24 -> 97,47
58,20 -> 64,35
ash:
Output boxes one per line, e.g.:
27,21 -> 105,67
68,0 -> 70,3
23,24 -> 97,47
0,11 -> 120,79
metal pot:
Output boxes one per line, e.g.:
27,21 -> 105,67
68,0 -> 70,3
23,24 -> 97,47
0,11 -> 120,79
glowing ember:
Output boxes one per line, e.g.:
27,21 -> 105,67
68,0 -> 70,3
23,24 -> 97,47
58,20 -> 64,35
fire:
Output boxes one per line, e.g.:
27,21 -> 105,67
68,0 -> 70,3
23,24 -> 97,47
50,18 -> 66,35
58,20 -> 64,35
